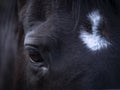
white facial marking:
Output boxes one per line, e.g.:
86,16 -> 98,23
79,10 -> 111,51
80,30 -> 110,51
88,10 -> 101,35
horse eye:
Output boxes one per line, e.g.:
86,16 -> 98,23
25,47 -> 44,63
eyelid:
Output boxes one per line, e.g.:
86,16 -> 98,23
25,44 -> 39,50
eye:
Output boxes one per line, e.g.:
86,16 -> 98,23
25,46 -> 44,63
25,46 -> 49,81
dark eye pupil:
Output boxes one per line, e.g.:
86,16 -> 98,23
26,48 -> 44,62
29,53 -> 43,62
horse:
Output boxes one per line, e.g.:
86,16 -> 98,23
0,0 -> 120,90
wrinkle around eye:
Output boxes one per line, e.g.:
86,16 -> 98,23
24,32 -> 58,51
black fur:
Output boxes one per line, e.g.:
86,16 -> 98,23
1,0 -> 120,90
